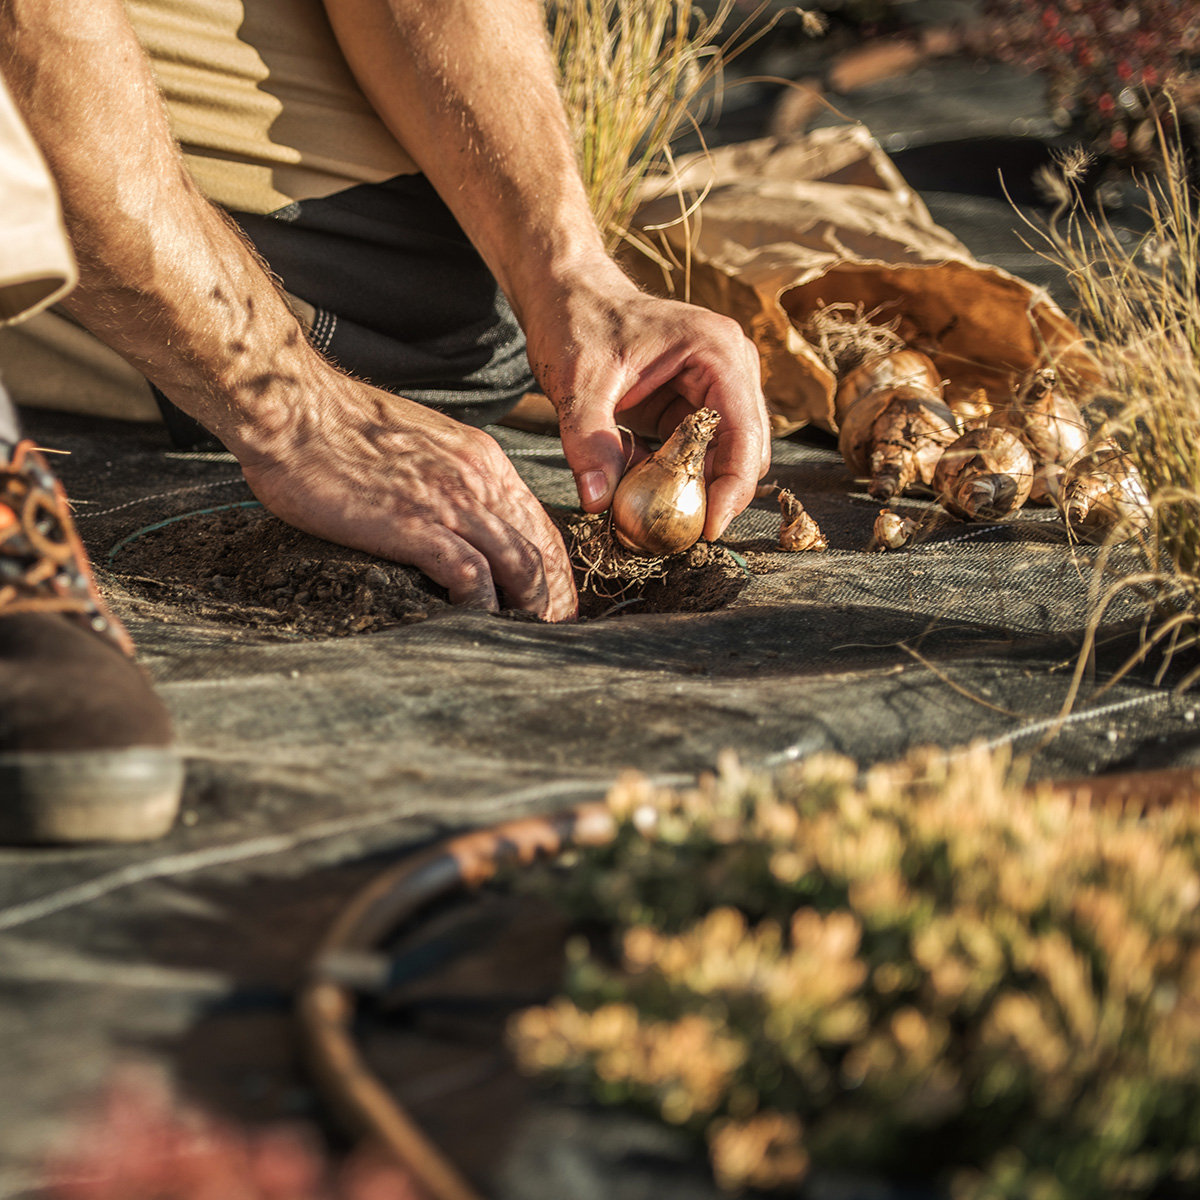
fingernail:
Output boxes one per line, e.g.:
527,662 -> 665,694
578,470 -> 609,507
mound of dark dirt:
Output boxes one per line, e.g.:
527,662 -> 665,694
113,505 -> 449,637
554,511 -> 750,620
111,505 -> 749,636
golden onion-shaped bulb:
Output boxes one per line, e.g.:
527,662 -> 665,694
611,408 -> 720,556
1060,443 -> 1152,544
933,428 -> 1034,520
870,508 -> 918,551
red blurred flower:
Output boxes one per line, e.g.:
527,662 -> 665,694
982,0 -> 1197,147
44,1069 -> 425,1200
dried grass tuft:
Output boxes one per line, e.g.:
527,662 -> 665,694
549,1 -> 824,252
1026,101 -> 1200,685
803,301 -> 907,376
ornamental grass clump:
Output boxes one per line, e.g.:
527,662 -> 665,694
549,1 -> 824,251
1028,123 -> 1200,677
549,0 -> 738,251
509,749 -> 1200,1197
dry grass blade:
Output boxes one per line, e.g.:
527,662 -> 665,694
804,302 -> 906,376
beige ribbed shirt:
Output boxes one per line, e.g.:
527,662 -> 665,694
125,0 -> 419,214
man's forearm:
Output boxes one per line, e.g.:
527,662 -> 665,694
323,0 -> 626,329
0,0 -> 321,452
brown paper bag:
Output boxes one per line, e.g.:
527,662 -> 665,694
624,126 -> 1094,436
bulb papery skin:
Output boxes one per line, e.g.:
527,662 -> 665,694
933,428 -> 1034,520
960,474 -> 1016,519
837,350 -> 941,413
612,461 -> 707,555
1060,445 -> 1153,544
1031,463 -> 1065,505
610,407 -> 720,557
996,367 -> 1089,475
837,367 -> 959,501
777,488 -> 827,551
948,386 -> 994,431
870,509 -> 918,551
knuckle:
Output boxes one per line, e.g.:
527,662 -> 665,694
460,428 -> 509,468
707,310 -> 745,342
457,447 -> 496,480
510,537 -> 544,578
448,553 -> 490,589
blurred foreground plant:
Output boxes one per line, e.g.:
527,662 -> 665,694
510,749 -> 1200,1197
45,1068 -> 422,1200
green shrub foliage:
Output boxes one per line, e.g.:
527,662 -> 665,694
510,750 -> 1200,1197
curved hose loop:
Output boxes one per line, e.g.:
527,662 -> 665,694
1046,765 -> 1200,815
298,803 -> 616,1200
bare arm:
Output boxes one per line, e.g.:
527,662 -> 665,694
323,0 -> 771,537
0,0 -> 576,620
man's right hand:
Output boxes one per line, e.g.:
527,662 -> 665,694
225,372 -> 578,622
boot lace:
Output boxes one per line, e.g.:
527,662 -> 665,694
0,440 -> 132,654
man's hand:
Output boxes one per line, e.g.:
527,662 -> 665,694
232,374 -> 577,620
524,263 -> 771,542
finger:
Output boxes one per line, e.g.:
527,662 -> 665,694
696,369 -> 768,506
402,527 -> 499,612
516,504 -> 579,622
459,513 -> 550,616
654,353 -> 767,496
703,425 -> 762,541
457,436 -> 578,620
456,503 -> 578,622
728,336 -> 772,479
745,337 -> 773,475
499,476 -> 580,620
557,393 -> 630,514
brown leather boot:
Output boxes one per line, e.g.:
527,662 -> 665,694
0,439 -> 183,842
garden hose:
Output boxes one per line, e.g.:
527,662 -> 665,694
298,804 -> 615,1200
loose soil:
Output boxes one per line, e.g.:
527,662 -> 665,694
554,510 -> 748,621
111,504 -> 748,637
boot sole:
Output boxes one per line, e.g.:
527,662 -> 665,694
0,748 -> 184,843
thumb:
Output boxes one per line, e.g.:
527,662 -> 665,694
558,401 -> 631,513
